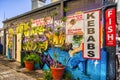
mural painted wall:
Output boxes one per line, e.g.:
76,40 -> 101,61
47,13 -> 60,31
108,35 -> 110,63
4,0 -> 117,79
20,10 -> 106,80
6,9 -> 107,80
3,5 -> 107,80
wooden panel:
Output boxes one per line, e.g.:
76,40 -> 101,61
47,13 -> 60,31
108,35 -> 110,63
16,34 -> 21,62
6,34 -> 8,56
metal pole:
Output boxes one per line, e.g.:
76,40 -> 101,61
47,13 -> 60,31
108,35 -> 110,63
60,0 -> 64,18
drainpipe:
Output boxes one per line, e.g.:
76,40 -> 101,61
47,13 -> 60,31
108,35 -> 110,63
60,0 -> 64,18
3,27 -> 6,56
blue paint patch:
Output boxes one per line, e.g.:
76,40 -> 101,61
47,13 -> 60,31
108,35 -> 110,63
34,63 -> 40,69
67,51 -> 86,69
7,49 -> 11,60
43,63 -> 50,70
100,49 -> 107,80
86,49 -> 107,80
42,48 -> 107,80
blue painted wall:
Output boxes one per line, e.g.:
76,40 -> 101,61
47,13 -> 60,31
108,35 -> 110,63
42,48 -> 107,80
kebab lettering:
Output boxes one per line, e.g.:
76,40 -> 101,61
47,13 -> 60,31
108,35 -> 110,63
86,12 -> 96,57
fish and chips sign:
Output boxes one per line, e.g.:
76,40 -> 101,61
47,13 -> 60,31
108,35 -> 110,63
83,10 -> 100,59
105,7 -> 116,46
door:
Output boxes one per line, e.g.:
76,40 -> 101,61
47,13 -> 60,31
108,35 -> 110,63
12,35 -> 17,60
16,34 -> 21,62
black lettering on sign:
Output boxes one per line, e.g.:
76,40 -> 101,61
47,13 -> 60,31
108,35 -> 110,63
87,36 -> 95,42
88,51 -> 95,57
87,28 -> 95,34
87,43 -> 95,49
87,12 -> 95,19
88,20 -> 95,26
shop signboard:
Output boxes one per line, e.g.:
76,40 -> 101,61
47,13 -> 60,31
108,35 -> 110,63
105,7 -> 116,46
66,12 -> 84,49
32,17 -> 53,27
66,12 -> 84,35
83,10 -> 100,59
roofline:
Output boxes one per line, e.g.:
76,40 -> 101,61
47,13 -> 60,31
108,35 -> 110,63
3,0 -> 67,23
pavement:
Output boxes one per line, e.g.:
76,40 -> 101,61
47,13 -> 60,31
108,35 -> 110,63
0,55 -> 44,80
1,54 -> 119,80
0,64 -> 35,80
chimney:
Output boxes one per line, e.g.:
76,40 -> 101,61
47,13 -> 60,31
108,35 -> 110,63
31,0 -> 46,9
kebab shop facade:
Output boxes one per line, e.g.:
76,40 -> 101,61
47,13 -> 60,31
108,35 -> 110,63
3,1 -> 116,80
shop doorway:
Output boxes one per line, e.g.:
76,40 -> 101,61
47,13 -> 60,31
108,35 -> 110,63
12,34 -> 17,60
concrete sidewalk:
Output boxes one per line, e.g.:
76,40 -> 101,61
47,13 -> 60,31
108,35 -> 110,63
0,55 -> 44,80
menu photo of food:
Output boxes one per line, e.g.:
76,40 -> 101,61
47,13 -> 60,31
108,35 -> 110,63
66,13 -> 84,49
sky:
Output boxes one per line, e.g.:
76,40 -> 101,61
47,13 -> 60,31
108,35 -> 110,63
0,0 -> 51,28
